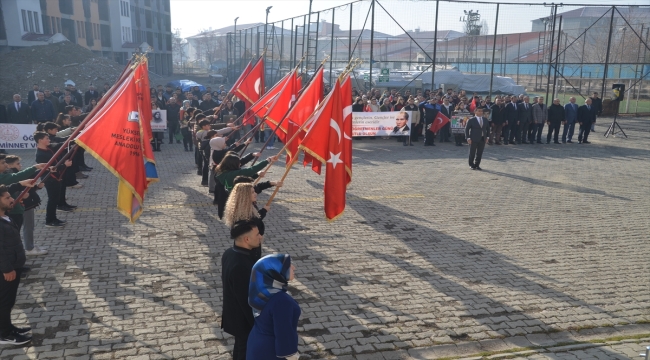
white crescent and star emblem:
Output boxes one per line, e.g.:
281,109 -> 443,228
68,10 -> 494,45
327,151 -> 343,169
330,119 -> 341,144
254,78 -> 261,95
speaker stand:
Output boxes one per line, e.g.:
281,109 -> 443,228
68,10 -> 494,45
604,101 -> 627,138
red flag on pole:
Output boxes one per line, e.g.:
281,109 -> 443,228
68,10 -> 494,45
469,97 -> 477,113
299,80 -> 347,220
428,111 -> 450,134
75,72 -> 150,222
234,58 -> 264,107
340,75 -> 353,185
241,69 -> 292,126
265,71 -> 301,143
284,68 -> 324,165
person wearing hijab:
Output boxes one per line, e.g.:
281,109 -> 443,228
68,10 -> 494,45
247,254 -> 300,360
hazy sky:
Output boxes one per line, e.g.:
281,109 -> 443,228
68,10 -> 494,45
171,0 -> 649,38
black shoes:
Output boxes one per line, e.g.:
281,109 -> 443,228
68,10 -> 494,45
57,205 -> 75,212
12,326 -> 31,336
470,165 -> 476,170
79,166 -> 93,172
554,141 -> 560,144
45,219 -> 66,227
0,331 -> 32,345
475,166 -> 483,171
583,141 -> 591,144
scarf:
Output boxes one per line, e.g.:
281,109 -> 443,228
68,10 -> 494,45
248,254 -> 292,317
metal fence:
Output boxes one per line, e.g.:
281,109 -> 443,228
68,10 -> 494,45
225,1 -> 650,114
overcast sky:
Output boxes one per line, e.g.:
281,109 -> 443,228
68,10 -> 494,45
171,0 -> 649,38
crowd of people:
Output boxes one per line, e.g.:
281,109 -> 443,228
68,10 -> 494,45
0,76 -> 606,356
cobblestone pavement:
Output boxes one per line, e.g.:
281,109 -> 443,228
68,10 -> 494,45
1,117 -> 649,359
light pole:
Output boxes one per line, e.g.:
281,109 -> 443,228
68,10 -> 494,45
233,17 -> 239,80
264,6 -> 272,54
619,26 -> 626,63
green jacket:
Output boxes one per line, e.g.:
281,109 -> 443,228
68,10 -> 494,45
1,167 -> 38,215
216,160 -> 269,191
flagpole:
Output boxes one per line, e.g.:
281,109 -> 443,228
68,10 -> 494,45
13,56 -> 142,205
264,155 -> 300,207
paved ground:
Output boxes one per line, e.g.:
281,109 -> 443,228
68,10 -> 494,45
1,117 -> 649,359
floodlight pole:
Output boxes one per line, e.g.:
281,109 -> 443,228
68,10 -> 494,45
488,4 -> 499,99
431,0 -> 439,91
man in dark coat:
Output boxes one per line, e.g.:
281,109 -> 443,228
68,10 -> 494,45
546,98 -> 565,144
489,98 -> 506,145
419,98 -> 439,146
27,84 -> 39,106
166,98 -> 181,144
465,107 -> 490,170
30,93 -> 56,123
503,95 -> 519,145
578,98 -> 597,144
221,220 -> 263,360
0,185 -> 32,345
7,95 -> 30,124
84,85 -> 99,105
199,93 -> 219,112
589,92 -> 602,132
517,96 -> 533,144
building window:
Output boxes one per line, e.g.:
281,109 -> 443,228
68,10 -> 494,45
33,12 -> 40,33
27,11 -> 34,32
22,10 -> 29,32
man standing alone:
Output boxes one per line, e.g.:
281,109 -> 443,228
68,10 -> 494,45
465,107 -> 490,170
221,220 -> 263,360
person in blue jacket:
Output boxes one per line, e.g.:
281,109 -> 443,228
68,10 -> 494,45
247,254 -> 300,360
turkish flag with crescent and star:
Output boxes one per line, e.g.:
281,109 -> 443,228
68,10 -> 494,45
299,79 -> 347,220
241,68 -> 292,126
264,70 -> 301,143
428,111 -> 450,134
234,58 -> 264,107
284,68 -> 324,166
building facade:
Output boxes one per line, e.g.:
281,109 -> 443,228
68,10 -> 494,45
0,0 -> 172,75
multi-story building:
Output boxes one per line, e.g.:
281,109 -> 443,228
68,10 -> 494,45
0,0 -> 172,75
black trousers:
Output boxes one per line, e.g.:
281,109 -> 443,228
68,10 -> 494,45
547,122 -> 561,143
424,121 -> 435,145
0,268 -> 22,337
201,155 -> 209,185
44,180 -> 63,223
168,122 -> 180,143
233,333 -> 249,360
468,139 -> 486,167
578,124 -> 591,142
181,128 -> 193,150
410,123 -> 422,142
520,122 -> 530,142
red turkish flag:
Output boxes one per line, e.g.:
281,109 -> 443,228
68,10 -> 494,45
284,68 -> 324,165
300,80 -> 347,220
264,71 -> 301,143
340,75 -> 353,185
234,58 -> 264,107
428,111 -> 450,134
241,69 -> 292,126
469,97 -> 477,113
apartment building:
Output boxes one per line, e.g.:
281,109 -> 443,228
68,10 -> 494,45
0,0 -> 172,75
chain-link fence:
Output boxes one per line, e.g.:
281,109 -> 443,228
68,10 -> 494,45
225,1 -> 650,114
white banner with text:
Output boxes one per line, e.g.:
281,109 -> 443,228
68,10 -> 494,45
352,111 -> 413,137
0,124 -> 38,149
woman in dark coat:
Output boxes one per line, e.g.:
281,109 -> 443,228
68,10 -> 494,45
247,254 -> 300,360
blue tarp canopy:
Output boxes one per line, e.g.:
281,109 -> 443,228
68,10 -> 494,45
166,80 -> 206,92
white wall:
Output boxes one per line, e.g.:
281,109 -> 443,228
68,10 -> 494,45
1,0 -> 43,47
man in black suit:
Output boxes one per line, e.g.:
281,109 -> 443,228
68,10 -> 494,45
221,220 -> 262,360
577,98 -> 596,144
504,95 -> 519,145
7,95 -> 30,124
84,85 -> 99,105
27,84 -> 40,106
465,107 -> 490,170
517,96 -> 533,144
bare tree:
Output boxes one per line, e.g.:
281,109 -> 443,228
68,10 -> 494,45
194,29 -> 227,69
171,31 -> 187,71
